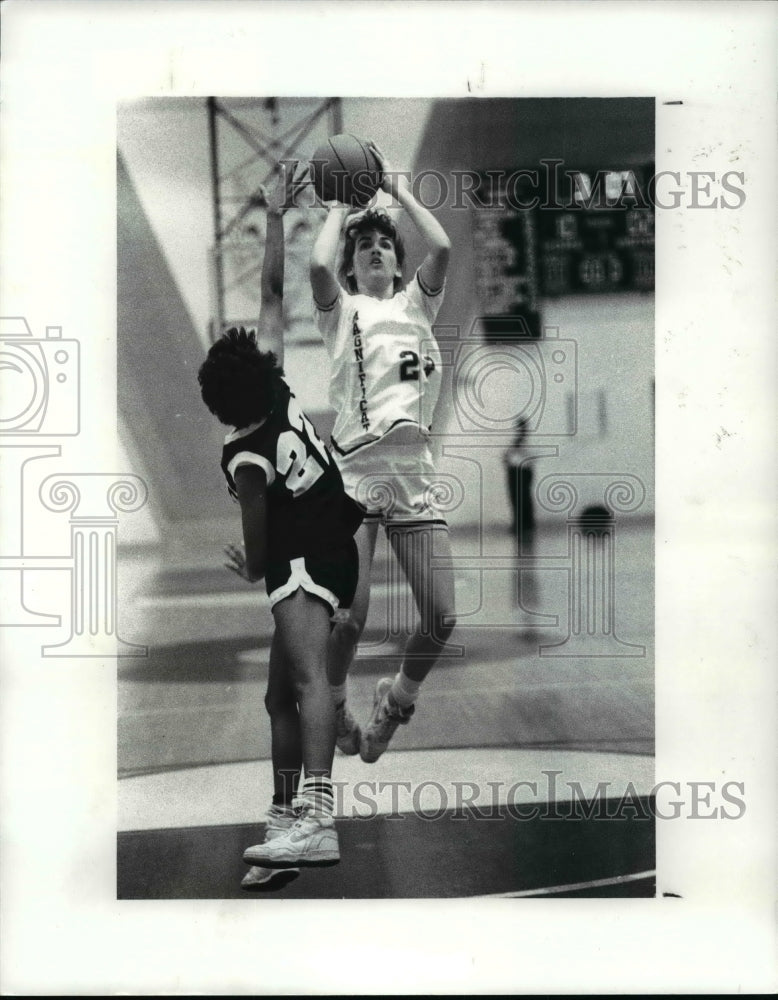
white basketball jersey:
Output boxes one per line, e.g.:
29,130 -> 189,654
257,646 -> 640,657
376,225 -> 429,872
314,270 -> 444,454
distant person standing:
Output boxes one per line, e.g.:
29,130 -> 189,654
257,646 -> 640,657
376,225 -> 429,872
503,417 -> 536,545
504,417 -> 539,622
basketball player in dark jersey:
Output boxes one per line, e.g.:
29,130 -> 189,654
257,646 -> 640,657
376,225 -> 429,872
198,164 -> 363,887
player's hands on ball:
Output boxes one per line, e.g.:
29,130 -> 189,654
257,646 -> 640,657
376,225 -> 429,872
368,142 -> 406,198
224,543 -> 252,582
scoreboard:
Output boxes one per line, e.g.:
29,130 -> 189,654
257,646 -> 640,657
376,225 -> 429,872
472,202 -> 541,338
472,164 -> 654,336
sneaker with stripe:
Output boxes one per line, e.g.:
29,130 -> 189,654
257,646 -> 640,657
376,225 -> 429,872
240,803 -> 300,891
243,781 -> 339,869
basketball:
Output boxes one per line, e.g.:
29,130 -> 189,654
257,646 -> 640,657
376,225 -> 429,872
310,133 -> 382,207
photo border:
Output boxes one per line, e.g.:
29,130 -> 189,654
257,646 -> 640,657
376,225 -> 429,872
1,1 -> 776,994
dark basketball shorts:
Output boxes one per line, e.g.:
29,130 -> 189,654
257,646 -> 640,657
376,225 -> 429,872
265,538 -> 359,615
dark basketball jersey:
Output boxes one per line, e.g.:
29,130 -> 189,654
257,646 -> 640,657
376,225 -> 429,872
221,381 -> 364,562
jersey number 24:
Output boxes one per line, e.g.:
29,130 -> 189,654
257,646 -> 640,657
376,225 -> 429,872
399,350 -> 435,381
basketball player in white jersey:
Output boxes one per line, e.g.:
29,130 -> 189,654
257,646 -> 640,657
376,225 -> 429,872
199,164 -> 363,888
310,143 -> 457,763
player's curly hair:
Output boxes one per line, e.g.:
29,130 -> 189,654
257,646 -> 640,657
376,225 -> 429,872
198,326 -> 285,428
339,208 -> 405,294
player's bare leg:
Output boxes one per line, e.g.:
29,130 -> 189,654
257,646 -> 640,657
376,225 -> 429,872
327,518 -> 380,687
327,518 -> 380,753
391,524 -> 457,681
265,630 -> 302,797
241,631 -> 302,890
272,589 -> 336,777
360,524 -> 456,762
244,588 -> 340,869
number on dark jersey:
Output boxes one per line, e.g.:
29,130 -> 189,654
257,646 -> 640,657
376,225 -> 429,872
277,396 -> 331,497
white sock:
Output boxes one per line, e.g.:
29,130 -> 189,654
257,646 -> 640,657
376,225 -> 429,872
300,777 -> 334,816
329,682 -> 347,708
390,671 -> 421,710
269,798 -> 296,815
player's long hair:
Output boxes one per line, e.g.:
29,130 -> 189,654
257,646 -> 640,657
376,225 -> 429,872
198,327 -> 285,428
339,208 -> 405,295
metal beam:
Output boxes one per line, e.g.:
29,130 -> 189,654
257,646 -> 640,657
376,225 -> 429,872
206,97 -> 342,341
206,97 -> 225,335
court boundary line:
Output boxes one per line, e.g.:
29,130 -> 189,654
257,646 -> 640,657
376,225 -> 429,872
473,869 -> 655,897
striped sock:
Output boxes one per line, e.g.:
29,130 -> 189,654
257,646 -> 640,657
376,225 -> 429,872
300,776 -> 334,816
329,682 -> 347,708
390,671 -> 421,710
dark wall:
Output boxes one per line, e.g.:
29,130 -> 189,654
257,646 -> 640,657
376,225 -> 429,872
398,98 -> 654,438
415,98 -> 653,174
403,97 -> 655,330
117,151 -> 228,524
397,99 -> 655,524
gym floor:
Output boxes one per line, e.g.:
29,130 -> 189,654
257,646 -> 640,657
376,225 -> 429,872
117,519 -> 654,899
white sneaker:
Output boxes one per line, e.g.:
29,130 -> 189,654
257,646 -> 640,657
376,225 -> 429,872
359,677 -> 415,763
240,865 -> 300,892
243,800 -> 340,868
335,701 -> 361,755
240,803 -> 300,891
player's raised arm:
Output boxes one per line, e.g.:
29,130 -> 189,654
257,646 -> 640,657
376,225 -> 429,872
257,161 -> 307,366
370,142 -> 451,294
310,202 -> 351,308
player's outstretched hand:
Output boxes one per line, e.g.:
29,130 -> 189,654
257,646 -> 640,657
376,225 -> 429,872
224,543 -> 252,582
265,160 -> 310,215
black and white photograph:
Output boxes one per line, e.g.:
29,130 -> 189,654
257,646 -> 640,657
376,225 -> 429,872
1,1 -> 775,995
116,95 -> 657,901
